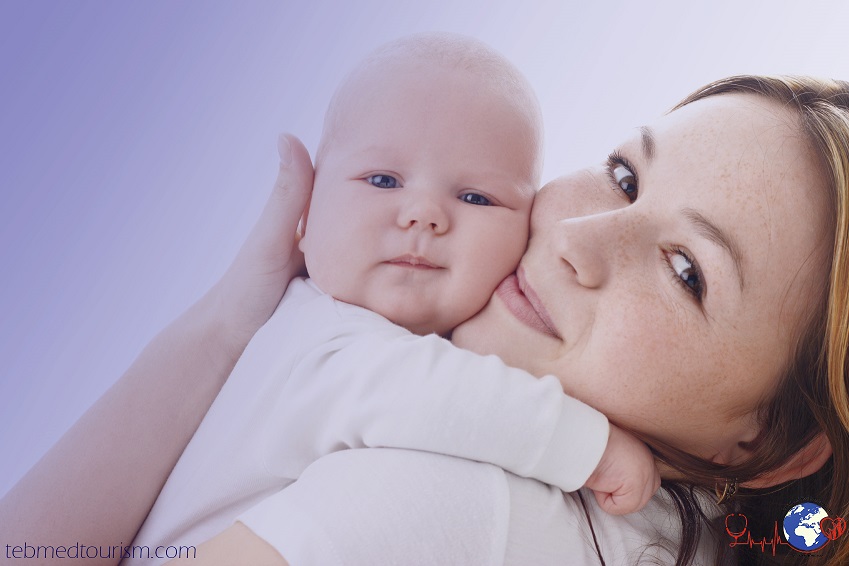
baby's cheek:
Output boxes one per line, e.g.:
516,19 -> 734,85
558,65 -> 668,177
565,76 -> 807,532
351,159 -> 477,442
498,213 -> 531,268
471,218 -> 528,295
302,236 -> 357,302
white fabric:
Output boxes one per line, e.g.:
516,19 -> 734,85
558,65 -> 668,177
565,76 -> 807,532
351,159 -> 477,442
126,278 -> 608,564
240,448 -> 718,566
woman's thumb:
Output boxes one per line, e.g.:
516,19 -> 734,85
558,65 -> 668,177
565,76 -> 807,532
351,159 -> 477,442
231,133 -> 313,279
272,133 -> 313,238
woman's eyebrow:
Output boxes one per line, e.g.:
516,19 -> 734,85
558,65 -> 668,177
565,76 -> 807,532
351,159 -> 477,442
683,208 -> 746,291
640,126 -> 656,161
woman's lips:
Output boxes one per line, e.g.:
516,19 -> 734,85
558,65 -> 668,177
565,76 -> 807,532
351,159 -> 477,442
385,254 -> 442,269
496,271 -> 560,338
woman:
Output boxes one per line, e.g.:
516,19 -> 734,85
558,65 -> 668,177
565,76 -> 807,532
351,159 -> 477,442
3,75 -> 848,565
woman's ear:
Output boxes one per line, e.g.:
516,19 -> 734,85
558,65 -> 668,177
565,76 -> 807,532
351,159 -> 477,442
741,433 -> 832,489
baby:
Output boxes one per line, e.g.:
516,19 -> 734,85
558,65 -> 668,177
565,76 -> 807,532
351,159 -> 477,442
127,33 -> 658,564
300,33 -> 539,337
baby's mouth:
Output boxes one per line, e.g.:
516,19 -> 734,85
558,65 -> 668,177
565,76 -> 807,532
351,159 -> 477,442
386,254 -> 443,269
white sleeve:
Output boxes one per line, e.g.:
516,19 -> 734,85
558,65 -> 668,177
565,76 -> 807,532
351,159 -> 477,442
239,448 -> 512,566
266,302 -> 609,492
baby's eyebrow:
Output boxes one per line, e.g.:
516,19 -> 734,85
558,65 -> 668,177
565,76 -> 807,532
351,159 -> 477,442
683,208 -> 746,291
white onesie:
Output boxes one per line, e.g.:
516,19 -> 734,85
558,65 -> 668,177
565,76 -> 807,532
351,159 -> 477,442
125,278 -> 609,564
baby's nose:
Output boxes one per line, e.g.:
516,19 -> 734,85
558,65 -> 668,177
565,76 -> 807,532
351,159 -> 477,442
398,195 -> 449,234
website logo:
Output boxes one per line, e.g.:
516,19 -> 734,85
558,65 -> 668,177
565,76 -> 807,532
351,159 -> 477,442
725,502 -> 845,556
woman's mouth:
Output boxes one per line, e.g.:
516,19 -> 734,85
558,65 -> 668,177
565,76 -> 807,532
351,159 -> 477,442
495,270 -> 560,338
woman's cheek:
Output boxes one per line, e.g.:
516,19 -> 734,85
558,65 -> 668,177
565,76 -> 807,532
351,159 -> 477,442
533,169 -> 626,230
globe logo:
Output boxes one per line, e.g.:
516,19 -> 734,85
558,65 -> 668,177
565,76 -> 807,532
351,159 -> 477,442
783,503 -> 828,552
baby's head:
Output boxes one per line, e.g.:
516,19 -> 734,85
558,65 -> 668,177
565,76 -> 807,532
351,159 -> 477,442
300,32 -> 543,335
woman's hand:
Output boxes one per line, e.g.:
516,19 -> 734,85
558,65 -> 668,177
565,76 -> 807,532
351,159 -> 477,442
0,135 -> 315,566
165,523 -> 288,566
208,134 -> 314,365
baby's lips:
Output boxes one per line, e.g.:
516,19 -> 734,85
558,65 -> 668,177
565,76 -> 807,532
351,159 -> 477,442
386,254 -> 443,269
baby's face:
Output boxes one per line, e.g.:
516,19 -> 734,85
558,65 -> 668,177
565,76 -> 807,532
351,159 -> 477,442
300,63 -> 539,335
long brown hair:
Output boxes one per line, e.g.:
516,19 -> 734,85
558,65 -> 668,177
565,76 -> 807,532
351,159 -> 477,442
637,76 -> 849,566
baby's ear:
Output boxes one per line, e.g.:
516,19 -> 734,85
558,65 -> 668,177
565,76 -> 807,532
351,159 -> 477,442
298,194 -> 313,241
297,197 -> 312,257
741,433 -> 832,488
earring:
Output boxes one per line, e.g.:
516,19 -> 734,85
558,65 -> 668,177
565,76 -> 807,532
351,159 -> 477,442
715,478 -> 738,505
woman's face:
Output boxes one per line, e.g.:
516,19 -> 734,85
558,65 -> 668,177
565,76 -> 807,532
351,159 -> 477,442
452,93 -> 831,462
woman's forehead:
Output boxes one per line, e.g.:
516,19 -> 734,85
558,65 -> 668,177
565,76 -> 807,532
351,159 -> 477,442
655,93 -> 800,162
650,93 -> 829,314
648,93 -> 822,229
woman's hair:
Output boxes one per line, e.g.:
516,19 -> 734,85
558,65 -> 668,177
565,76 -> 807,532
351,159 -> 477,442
637,76 -> 849,566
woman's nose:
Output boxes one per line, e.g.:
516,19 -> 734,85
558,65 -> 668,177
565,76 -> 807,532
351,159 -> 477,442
397,193 -> 450,235
550,211 -> 636,289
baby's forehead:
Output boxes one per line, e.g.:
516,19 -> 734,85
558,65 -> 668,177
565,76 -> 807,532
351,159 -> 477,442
318,34 -> 544,186
327,56 -> 541,143
352,46 -> 531,106
329,35 -> 540,125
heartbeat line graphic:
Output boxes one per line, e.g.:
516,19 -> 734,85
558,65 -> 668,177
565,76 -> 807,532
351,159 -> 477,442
725,514 -> 792,556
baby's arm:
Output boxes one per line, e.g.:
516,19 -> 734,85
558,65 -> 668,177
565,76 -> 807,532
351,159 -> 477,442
268,317 -> 609,494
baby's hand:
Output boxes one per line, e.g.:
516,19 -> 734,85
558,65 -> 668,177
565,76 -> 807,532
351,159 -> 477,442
583,424 -> 660,515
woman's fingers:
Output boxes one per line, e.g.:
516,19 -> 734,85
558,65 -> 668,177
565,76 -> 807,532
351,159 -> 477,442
212,134 -> 315,357
254,134 -> 314,274
240,134 -> 313,279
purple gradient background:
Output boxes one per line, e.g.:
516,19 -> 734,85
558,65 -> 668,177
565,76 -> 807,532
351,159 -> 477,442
2,1 -> 848,495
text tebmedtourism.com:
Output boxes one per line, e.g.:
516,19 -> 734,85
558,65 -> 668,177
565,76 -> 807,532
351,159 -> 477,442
4,542 -> 197,560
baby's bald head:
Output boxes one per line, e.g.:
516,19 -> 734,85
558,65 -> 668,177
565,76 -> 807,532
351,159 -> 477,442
316,32 -> 543,173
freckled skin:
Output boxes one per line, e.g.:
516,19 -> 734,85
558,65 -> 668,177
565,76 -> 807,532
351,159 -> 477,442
453,94 -> 831,463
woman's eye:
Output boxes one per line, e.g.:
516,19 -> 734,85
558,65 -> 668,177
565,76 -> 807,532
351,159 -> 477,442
606,152 -> 639,203
668,250 -> 704,301
612,164 -> 638,202
459,193 -> 492,206
366,174 -> 399,189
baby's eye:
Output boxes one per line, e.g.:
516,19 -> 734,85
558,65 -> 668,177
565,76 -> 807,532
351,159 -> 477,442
459,193 -> 492,206
366,174 -> 399,189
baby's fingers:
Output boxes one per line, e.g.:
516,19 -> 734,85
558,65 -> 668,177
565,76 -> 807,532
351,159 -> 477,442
593,486 -> 637,516
592,470 -> 661,516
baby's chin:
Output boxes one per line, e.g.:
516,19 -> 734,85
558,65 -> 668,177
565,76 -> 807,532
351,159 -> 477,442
313,274 -> 466,337
377,293 -> 503,339
449,295 -> 530,360
384,311 -> 454,338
